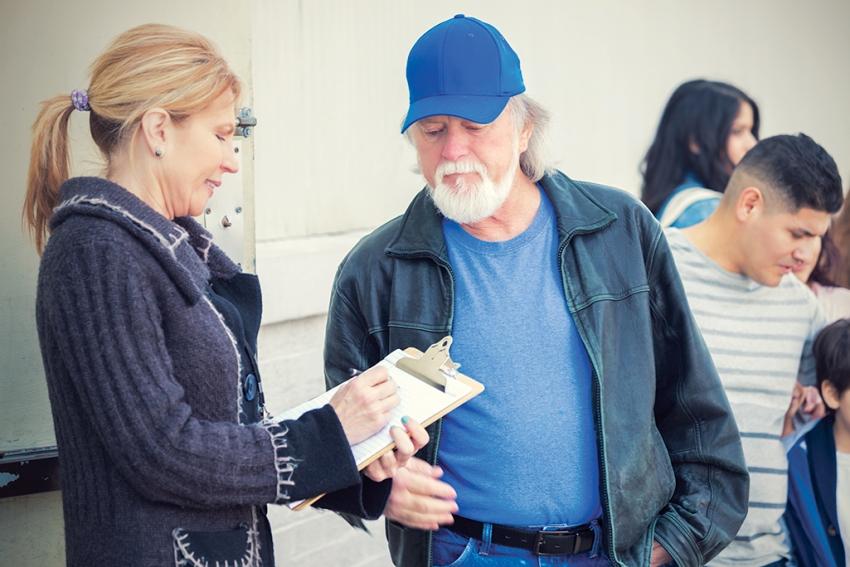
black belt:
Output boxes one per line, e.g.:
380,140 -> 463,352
446,515 -> 595,556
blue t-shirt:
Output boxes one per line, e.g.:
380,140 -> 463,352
438,187 -> 601,526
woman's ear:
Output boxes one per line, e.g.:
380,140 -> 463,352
139,108 -> 171,157
821,380 -> 841,411
688,137 -> 700,155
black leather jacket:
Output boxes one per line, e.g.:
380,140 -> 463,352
325,171 -> 748,567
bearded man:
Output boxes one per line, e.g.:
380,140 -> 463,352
324,14 -> 748,567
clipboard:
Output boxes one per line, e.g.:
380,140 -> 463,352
278,337 -> 483,511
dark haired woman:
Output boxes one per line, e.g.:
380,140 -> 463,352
641,79 -> 759,228
794,230 -> 850,322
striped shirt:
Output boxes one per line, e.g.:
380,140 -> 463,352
666,228 -> 827,567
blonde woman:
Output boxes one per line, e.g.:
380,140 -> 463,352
24,24 -> 425,566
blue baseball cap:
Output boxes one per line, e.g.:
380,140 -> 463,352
401,14 -> 525,133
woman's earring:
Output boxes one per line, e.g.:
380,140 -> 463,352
155,149 -> 163,157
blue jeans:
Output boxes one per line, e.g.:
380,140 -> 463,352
432,520 -> 611,567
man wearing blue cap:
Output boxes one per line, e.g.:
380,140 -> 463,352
325,14 -> 748,567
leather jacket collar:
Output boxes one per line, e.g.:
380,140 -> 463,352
384,171 -> 618,259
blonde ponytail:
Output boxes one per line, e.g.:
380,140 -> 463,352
24,95 -> 76,255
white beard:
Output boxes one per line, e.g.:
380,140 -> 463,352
426,148 -> 520,225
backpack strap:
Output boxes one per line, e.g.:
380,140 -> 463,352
659,187 -> 722,228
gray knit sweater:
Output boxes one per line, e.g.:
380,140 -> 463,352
37,178 -> 377,566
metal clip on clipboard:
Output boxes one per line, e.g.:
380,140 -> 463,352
395,337 -> 460,392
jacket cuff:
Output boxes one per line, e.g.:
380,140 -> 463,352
317,475 -> 392,520
263,404 -> 360,504
654,512 -> 702,567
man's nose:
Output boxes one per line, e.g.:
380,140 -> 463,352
441,126 -> 469,162
794,240 -> 818,265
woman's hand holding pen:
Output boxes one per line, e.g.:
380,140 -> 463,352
329,366 -> 400,445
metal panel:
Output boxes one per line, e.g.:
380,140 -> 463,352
203,140 -> 245,267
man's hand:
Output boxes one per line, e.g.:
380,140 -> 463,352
782,381 -> 806,438
363,417 -> 429,482
783,382 -> 827,438
651,540 -> 674,566
800,384 -> 826,420
383,457 -> 458,530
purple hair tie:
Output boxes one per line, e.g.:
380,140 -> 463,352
71,89 -> 91,112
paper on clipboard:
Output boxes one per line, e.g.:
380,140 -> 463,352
275,337 -> 484,511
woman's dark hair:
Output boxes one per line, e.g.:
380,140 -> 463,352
832,191 -> 850,288
809,229 -> 842,287
640,79 -> 760,215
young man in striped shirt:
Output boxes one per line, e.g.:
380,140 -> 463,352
666,133 -> 844,567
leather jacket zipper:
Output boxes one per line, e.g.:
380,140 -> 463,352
557,239 -> 619,565
388,249 -> 455,567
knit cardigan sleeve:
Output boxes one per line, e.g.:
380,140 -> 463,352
37,235 -> 361,509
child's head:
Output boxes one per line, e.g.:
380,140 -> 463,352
813,318 -> 850,414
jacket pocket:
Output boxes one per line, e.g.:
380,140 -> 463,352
172,523 -> 257,567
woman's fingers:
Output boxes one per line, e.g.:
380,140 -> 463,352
361,417 -> 430,482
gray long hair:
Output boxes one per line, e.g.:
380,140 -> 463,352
403,93 -> 555,182
508,94 -> 555,182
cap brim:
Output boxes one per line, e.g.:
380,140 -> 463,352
401,94 -> 512,133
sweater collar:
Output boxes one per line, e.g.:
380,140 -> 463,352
50,177 -> 240,304
384,170 -> 617,260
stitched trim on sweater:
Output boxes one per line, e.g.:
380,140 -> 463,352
250,506 -> 263,565
172,524 -> 258,567
195,232 -> 214,264
55,195 -> 189,255
262,420 -> 298,504
201,295 -> 245,424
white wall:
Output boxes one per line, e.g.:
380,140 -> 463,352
252,0 -> 850,326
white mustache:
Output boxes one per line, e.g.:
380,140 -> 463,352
436,159 -> 488,182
